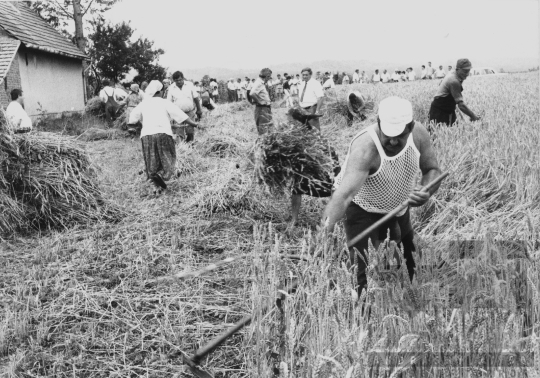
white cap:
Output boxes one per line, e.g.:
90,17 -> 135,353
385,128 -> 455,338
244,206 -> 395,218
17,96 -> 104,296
378,96 -> 413,137
145,80 -> 163,98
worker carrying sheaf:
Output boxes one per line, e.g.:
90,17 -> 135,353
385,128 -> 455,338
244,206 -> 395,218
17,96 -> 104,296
321,96 -> 442,296
428,58 -> 481,130
346,90 -> 367,126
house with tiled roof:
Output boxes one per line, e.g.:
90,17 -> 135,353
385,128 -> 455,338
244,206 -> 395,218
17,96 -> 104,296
0,2 -> 88,118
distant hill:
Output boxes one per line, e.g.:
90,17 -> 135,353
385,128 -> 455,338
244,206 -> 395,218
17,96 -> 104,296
178,57 -> 538,81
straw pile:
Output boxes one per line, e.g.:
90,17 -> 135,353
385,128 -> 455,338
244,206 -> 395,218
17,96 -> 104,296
253,122 -> 336,195
0,128 -> 123,235
85,96 -> 105,118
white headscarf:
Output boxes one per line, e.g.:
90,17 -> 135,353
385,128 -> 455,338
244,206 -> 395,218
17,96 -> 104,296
145,80 -> 163,98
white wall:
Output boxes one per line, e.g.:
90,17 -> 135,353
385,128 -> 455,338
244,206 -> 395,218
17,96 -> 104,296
17,46 -> 85,117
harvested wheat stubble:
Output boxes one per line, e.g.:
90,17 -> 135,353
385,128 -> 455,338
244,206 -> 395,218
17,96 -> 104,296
204,135 -> 242,157
189,163 -> 266,216
253,122 -> 335,195
0,130 -> 123,235
78,127 -> 120,142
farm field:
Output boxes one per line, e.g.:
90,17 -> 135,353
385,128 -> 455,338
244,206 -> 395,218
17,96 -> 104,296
1,72 -> 539,377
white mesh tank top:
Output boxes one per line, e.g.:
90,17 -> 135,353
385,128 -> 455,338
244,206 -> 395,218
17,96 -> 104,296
334,124 -> 421,216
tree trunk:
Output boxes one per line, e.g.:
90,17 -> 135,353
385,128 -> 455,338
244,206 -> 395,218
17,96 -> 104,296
72,0 -> 90,103
72,0 -> 86,52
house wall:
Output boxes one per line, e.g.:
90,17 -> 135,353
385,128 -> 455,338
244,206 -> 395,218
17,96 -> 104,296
17,46 -> 85,117
0,50 -> 21,110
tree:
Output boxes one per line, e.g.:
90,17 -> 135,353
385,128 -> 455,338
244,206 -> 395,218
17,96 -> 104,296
25,0 -> 120,53
130,37 -> 167,83
88,21 -> 134,83
88,20 -> 167,85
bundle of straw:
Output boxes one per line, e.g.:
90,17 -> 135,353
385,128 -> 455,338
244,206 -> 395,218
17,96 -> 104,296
253,122 -> 336,195
0,131 -> 123,235
85,96 -> 105,118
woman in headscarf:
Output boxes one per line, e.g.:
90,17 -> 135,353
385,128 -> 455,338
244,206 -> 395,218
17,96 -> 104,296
347,90 -> 367,126
124,84 -> 144,131
128,80 -> 200,195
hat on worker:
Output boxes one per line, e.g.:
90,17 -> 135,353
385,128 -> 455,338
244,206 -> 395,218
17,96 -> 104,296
145,80 -> 163,97
378,96 -> 413,137
130,83 -> 139,92
456,58 -> 472,70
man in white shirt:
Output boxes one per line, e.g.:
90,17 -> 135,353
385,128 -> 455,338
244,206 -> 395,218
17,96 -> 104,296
227,79 -> 237,102
421,65 -> 427,80
209,79 -> 219,103
447,66 -> 452,75
408,68 -> 416,81
372,69 -> 381,83
297,67 -> 324,131
361,71 -> 368,83
99,79 -> 127,125
167,71 -> 202,143
128,80 -> 198,195
352,69 -> 360,84
322,72 -> 335,90
435,65 -> 446,79
235,78 -> 244,101
381,69 -> 390,83
426,62 -> 435,79
5,88 -> 32,132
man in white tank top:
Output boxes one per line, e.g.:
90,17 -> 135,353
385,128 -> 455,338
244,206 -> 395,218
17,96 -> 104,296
321,96 -> 442,296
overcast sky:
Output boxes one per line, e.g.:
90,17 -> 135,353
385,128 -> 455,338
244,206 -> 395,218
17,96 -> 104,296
106,0 -> 539,72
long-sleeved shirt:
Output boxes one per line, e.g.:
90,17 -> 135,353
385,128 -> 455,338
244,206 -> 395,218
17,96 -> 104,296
5,101 -> 32,130
99,86 -> 127,103
129,96 -> 188,138
249,77 -> 271,105
297,78 -> 324,108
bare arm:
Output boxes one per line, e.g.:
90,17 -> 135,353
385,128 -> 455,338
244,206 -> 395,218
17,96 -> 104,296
457,102 -> 480,121
321,137 -> 376,232
409,123 -> 443,206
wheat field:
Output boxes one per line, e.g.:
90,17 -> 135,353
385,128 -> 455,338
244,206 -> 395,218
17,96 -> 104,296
0,73 -> 538,377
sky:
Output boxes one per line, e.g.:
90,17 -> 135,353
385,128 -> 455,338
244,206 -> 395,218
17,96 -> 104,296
105,0 -> 539,75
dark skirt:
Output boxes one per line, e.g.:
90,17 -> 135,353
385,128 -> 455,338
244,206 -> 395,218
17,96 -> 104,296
141,133 -> 176,181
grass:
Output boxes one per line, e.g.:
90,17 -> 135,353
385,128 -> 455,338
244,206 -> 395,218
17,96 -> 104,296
0,73 -> 538,377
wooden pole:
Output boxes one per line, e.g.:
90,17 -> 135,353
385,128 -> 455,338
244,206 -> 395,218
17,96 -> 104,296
346,172 -> 449,248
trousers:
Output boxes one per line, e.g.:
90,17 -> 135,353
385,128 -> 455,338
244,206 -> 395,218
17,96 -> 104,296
344,203 -> 416,295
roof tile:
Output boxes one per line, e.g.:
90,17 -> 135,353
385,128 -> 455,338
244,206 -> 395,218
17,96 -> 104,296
0,2 -> 87,60
0,34 -> 20,80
